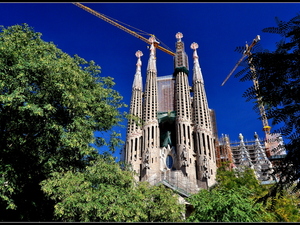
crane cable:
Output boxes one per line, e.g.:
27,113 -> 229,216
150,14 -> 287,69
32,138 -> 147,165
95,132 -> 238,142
95,10 -> 152,37
98,11 -> 174,53
72,2 -> 174,54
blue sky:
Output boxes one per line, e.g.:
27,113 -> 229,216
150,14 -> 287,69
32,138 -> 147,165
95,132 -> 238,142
1,2 -> 299,160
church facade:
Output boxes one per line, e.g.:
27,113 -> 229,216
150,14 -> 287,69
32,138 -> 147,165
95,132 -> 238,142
121,33 -> 218,194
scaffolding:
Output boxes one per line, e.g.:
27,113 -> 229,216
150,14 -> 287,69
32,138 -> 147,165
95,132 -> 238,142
157,75 -> 176,113
216,134 -> 234,169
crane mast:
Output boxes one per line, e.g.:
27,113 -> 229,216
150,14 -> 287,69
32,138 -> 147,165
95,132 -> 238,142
221,35 -> 271,136
72,2 -> 175,56
249,52 -> 271,135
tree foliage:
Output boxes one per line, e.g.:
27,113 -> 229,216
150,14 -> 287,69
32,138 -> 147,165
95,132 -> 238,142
134,181 -> 185,222
186,165 -> 271,222
0,23 -> 185,222
216,163 -> 264,193
41,154 -> 140,222
215,165 -> 300,222
0,23 -> 125,221
234,14 -> 300,193
265,187 -> 300,222
186,165 -> 300,222
187,187 -> 269,222
41,154 -> 185,222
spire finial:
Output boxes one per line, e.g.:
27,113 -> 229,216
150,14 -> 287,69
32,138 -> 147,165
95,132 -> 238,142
191,42 -> 199,59
132,50 -> 143,90
239,133 -> 244,141
191,42 -> 198,50
254,132 -> 259,139
147,36 -> 157,72
176,32 -> 183,42
135,50 -> 143,58
135,50 -> 143,67
191,42 -> 204,83
148,36 -> 155,44
148,36 -> 156,57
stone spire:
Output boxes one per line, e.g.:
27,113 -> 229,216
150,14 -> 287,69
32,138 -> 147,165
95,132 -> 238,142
143,36 -> 158,122
173,32 -> 193,170
132,50 -> 143,91
142,36 -> 160,180
254,132 -> 269,163
238,133 -> 255,170
174,32 -> 189,70
191,42 -> 211,130
191,42 -> 204,84
122,50 -> 144,174
147,36 -> 157,72
253,132 -> 273,181
191,41 -> 216,189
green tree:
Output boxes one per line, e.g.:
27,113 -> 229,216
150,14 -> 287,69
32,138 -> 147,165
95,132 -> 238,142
0,23 -> 125,221
235,14 -> 300,192
202,161 -> 300,222
265,188 -> 300,222
134,181 -> 185,222
41,154 -> 141,222
216,163 -> 264,193
186,186 -> 268,222
41,154 -> 185,222
186,165 -> 273,222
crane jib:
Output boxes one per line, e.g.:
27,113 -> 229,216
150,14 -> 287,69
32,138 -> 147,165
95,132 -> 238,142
73,2 -> 175,56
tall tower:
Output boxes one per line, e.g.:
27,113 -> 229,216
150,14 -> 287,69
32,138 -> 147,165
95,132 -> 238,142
124,50 -> 144,181
191,42 -> 217,189
123,33 -> 217,194
173,33 -> 193,170
141,38 -> 161,184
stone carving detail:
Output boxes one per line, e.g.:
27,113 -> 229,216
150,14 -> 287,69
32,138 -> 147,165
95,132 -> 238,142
203,155 -> 208,169
203,156 -> 210,179
181,145 -> 189,167
144,149 -> 150,169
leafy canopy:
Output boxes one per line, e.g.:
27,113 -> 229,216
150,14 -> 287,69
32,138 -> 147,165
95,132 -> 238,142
186,165 -> 273,222
234,14 -> 300,192
41,154 -> 185,222
0,23 -> 125,221
186,187 -> 267,222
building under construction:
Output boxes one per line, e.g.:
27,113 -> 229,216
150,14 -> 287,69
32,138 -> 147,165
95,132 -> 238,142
121,32 -> 287,196
217,34 -> 287,183
217,131 -> 287,183
73,3 -> 286,196
122,33 -> 218,195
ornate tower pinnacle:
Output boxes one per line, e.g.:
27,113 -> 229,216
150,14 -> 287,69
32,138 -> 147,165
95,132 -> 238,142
124,50 -> 144,175
191,41 -> 216,189
253,132 -> 274,181
132,50 -> 143,91
176,32 -> 183,42
147,36 -> 157,72
191,42 -> 211,131
174,32 -> 189,70
191,42 -> 204,84
238,133 -> 255,170
142,35 -> 160,179
173,32 -> 193,169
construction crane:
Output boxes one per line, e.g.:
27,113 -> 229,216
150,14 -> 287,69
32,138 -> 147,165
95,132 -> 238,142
72,2 -> 175,56
221,35 -> 271,137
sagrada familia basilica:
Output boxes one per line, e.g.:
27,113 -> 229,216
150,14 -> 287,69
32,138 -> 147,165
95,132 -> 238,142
121,32 -> 217,195
121,32 -> 285,196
